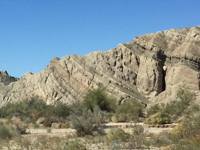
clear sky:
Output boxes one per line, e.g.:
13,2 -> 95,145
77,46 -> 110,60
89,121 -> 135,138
0,0 -> 199,78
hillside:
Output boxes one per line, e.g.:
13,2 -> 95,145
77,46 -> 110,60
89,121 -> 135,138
0,25 -> 200,107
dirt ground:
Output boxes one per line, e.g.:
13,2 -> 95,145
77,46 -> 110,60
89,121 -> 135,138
0,122 -> 175,150
25,122 -> 176,137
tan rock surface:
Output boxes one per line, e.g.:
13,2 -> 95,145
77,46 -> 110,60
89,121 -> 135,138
0,25 -> 200,106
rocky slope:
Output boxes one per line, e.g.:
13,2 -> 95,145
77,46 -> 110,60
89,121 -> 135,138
0,71 -> 19,85
0,25 -> 200,107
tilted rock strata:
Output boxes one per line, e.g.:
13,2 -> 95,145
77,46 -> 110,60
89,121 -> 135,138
0,45 -> 148,107
133,25 -> 200,103
0,25 -> 200,107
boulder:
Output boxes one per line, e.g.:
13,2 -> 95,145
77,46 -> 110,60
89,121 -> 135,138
51,123 -> 61,129
36,117 -> 45,124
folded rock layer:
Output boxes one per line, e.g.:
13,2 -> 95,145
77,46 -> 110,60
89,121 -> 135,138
0,25 -> 200,107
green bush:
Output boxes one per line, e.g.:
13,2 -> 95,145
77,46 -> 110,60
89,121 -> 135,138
179,113 -> 200,138
65,140 -> 86,150
146,101 -> 187,125
0,97 -> 71,125
82,85 -> 116,112
177,88 -> 195,105
53,102 -> 71,118
43,116 -> 59,127
0,124 -> 17,140
145,88 -> 196,125
171,139 -> 200,150
70,105 -> 105,136
107,128 -> 130,142
164,101 -> 187,117
69,101 -> 84,117
0,97 -> 48,120
144,112 -> 170,125
169,109 -> 200,148
104,112 -> 114,122
147,104 -> 162,116
151,133 -> 172,147
187,103 -> 200,114
115,100 -> 144,122
133,125 -> 144,135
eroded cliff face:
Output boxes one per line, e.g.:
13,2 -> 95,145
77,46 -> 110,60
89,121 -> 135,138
132,25 -> 200,103
0,25 -> 200,107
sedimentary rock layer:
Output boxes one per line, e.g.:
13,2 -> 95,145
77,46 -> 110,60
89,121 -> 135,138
0,25 -> 200,107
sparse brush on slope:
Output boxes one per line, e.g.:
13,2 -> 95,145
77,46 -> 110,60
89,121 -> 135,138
145,88 -> 196,125
0,96 -> 71,126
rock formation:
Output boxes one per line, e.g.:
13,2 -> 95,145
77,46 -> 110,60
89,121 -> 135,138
0,25 -> 200,107
0,70 -> 19,85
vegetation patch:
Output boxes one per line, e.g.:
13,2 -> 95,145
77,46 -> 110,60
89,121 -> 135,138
107,128 -> 130,142
0,124 -> 17,140
70,105 -> 105,136
114,100 -> 144,122
65,140 -> 86,150
0,86 -> 199,150
145,88 -> 195,125
82,85 -> 116,112
0,96 -> 71,126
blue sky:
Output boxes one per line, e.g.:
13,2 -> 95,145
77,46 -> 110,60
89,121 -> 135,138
0,0 -> 199,78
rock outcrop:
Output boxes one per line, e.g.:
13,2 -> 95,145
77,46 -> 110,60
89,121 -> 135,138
0,25 -> 200,107
0,70 -> 19,85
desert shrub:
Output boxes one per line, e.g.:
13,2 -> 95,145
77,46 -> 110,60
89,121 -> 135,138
27,99 -> 71,120
171,139 -> 200,150
176,113 -> 200,138
0,121 -> 3,126
188,135 -> 200,146
11,116 -> 28,134
65,140 -> 86,150
151,133 -> 172,147
146,101 -> 187,125
0,97 -> 47,120
166,88 -> 195,117
147,104 -> 162,116
25,97 -> 48,117
82,85 -> 116,112
177,88 -> 195,105
187,103 -> 200,115
169,111 -> 200,149
53,102 -> 71,118
0,97 -> 71,126
0,124 -> 17,140
104,112 -> 114,122
164,101 -> 187,117
0,102 -> 24,118
43,116 -> 59,127
133,125 -> 144,135
145,88 -> 196,124
144,112 -> 170,125
70,105 -> 105,136
69,101 -> 83,117
147,103 -> 172,123
115,100 -> 144,122
107,128 -> 130,142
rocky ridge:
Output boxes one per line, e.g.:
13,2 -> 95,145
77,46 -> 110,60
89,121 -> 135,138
0,25 -> 200,107
0,70 -> 19,85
